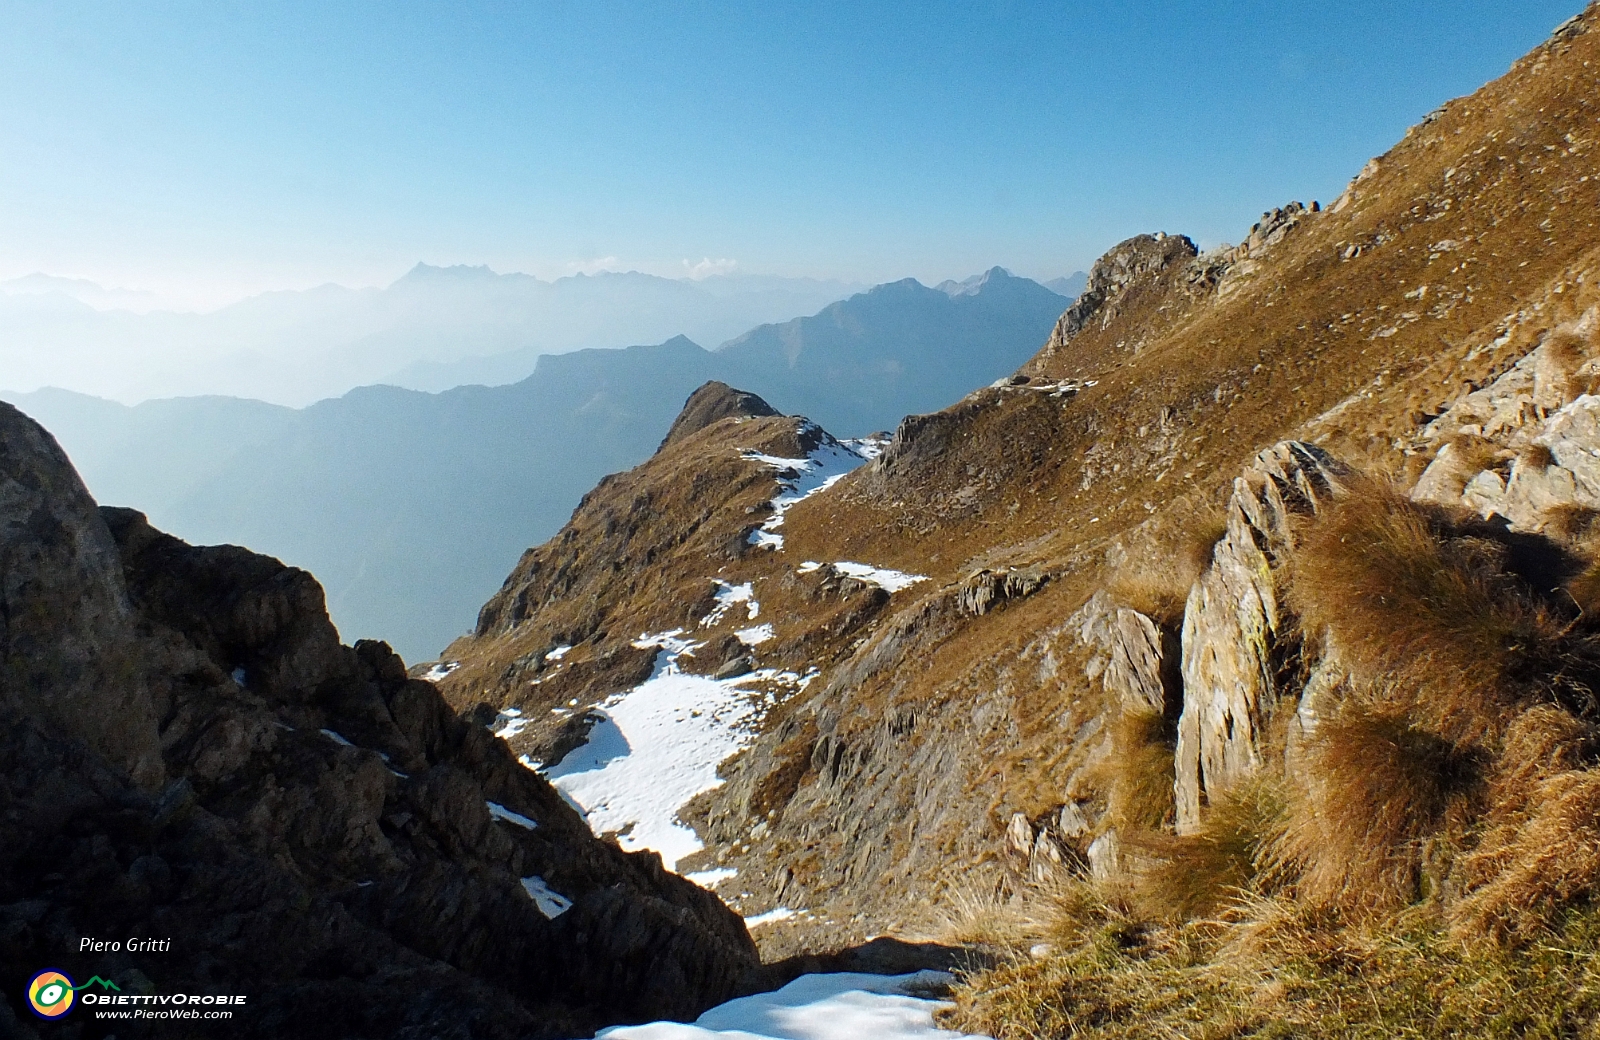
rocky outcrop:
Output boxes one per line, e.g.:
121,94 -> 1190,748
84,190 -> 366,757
1041,233 -> 1199,355
956,567 -> 1048,618
1183,201 -> 1317,296
1174,442 -> 1344,831
658,381 -> 781,452
1411,314 -> 1600,534
1070,591 -> 1171,717
0,406 -> 165,790
0,402 -> 758,1038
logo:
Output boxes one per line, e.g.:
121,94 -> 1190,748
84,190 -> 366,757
27,970 -> 74,1018
26,971 -> 120,1019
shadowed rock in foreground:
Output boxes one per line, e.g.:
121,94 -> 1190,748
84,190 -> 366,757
0,400 -> 758,1039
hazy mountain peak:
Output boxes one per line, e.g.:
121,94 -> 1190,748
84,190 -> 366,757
0,272 -> 165,312
396,261 -> 508,285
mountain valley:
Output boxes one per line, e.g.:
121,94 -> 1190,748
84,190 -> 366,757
7,6 -> 1600,1037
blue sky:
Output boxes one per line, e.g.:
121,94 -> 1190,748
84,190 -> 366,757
0,0 -> 1583,306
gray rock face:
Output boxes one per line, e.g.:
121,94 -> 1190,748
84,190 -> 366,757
1070,590 -> 1171,717
1042,233 -> 1200,355
0,402 -> 165,790
956,567 -> 1048,618
1174,442 -> 1343,832
0,405 -> 760,1038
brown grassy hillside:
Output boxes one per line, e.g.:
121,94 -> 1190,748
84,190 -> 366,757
440,4 -> 1600,984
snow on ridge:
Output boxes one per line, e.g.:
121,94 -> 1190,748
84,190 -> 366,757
683,866 -> 738,889
744,436 -> 869,551
744,906 -> 801,927
521,875 -> 573,919
842,432 -> 892,460
421,661 -> 459,682
494,707 -> 529,740
541,632 -> 813,870
588,970 -> 983,1040
795,560 -> 928,593
545,644 -> 574,662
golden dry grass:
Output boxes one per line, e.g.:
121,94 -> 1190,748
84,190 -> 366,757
1128,781 -> 1287,922
1520,442 -> 1558,471
1110,513 -> 1229,626
1449,706 -> 1600,941
1280,706 -> 1482,914
1289,477 -> 1561,744
949,900 -> 1600,1040
1540,502 -> 1600,541
1544,329 -> 1591,403
1098,708 -> 1177,834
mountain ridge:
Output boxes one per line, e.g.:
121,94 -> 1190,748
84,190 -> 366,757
1,269 -> 1070,661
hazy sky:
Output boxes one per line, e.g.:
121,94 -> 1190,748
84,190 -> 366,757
0,1 -> 1582,309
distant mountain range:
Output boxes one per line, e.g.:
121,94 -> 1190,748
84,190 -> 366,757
3,268 -> 1075,662
0,265 -> 866,406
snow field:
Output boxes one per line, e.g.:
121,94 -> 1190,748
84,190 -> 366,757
544,631 -> 810,870
586,971 -> 989,1040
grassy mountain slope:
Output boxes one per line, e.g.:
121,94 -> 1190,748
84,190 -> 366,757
437,10 -> 1600,1017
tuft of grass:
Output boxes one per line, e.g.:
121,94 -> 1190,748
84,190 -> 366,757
1567,561 -> 1600,616
1519,441 -> 1558,471
1099,708 -> 1177,834
1540,502 -> 1600,542
1280,705 -> 1482,915
1544,329 -> 1591,404
1288,476 -> 1561,744
1449,705 -> 1600,941
1446,432 -> 1508,476
1127,781 -> 1287,922
931,884 -> 1052,949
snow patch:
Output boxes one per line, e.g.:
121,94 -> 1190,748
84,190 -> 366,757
319,728 -> 354,748
684,867 -> 738,889
744,906 -> 800,927
521,875 -> 573,919
486,801 -> 538,830
702,580 -> 758,626
745,430 -> 869,551
587,971 -> 984,1040
494,707 -> 529,740
830,562 -> 929,593
421,661 -> 459,682
798,560 -> 927,593
736,623 -> 775,646
842,433 -> 892,460
546,644 -> 573,662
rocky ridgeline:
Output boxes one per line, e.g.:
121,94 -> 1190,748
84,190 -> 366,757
0,401 -> 758,1038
